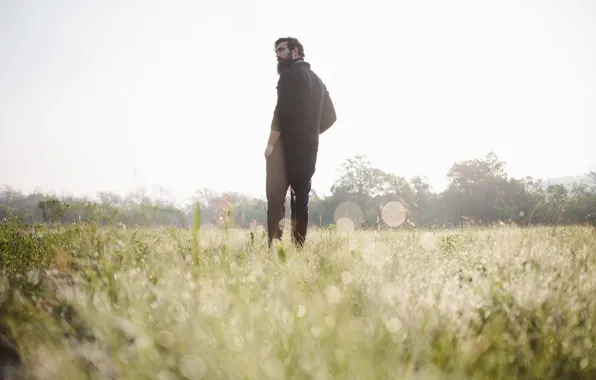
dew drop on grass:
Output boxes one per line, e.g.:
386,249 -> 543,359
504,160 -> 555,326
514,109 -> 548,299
325,315 -> 336,328
385,317 -> 402,333
224,330 -> 244,352
341,271 -> 352,285
325,285 -> 341,305
364,242 -> 390,269
157,370 -> 179,380
156,330 -> 175,348
314,367 -> 332,380
90,349 -> 110,375
349,236 -> 358,251
331,349 -> 347,371
260,340 -> 273,359
27,269 -> 41,285
178,354 -> 207,380
259,357 -> 285,379
311,327 -> 322,338
297,304 -> 306,317
57,285 -> 75,303
250,304 -> 262,318
420,232 -> 438,251
217,292 -> 231,314
380,282 -> 396,304
336,217 -> 355,234
280,311 -> 295,334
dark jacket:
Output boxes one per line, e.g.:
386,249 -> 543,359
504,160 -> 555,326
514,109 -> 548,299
272,59 -> 337,152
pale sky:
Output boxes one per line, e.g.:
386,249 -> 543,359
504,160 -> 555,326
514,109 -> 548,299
1,0 -> 595,205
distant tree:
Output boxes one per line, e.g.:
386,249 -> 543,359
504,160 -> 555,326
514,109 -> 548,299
2,152 -> 595,229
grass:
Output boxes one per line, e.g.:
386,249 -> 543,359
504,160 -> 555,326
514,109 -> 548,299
2,219 -> 596,379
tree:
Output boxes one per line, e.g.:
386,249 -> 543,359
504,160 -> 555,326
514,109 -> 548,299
2,152 -> 596,229
37,199 -> 69,225
331,155 -> 388,201
410,176 -> 436,226
588,171 -> 596,189
445,152 -> 509,225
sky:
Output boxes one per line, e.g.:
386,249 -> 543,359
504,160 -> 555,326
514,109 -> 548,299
1,0 -> 595,205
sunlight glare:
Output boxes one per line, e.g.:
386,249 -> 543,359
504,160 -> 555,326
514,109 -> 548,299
381,202 -> 407,227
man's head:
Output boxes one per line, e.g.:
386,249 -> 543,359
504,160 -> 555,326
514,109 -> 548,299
274,37 -> 305,74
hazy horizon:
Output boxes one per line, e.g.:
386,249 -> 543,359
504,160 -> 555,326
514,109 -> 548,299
1,0 -> 595,204
1,161 -> 595,206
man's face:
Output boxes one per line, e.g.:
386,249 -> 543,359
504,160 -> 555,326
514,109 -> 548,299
276,41 -> 296,74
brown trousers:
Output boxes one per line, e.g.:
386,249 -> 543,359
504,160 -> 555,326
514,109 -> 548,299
266,141 -> 317,247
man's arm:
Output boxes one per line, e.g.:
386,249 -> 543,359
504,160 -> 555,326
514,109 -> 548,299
264,116 -> 280,157
272,71 -> 295,135
267,115 -> 281,146
319,88 -> 337,134
265,72 -> 293,155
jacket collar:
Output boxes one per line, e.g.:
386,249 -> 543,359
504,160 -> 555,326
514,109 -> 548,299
279,58 -> 309,75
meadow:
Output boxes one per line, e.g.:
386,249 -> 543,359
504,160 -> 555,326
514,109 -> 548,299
1,216 -> 596,379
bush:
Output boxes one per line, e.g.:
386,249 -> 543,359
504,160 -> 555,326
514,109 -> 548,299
1,215 -> 83,375
0,216 -> 77,284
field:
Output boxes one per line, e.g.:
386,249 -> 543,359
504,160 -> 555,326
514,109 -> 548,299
1,220 -> 596,379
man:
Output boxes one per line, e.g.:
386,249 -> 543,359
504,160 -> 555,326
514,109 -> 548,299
264,37 -> 337,248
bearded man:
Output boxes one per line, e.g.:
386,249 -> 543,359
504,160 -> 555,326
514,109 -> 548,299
264,37 -> 337,248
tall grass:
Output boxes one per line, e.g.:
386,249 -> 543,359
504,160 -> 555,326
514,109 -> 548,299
2,220 -> 596,379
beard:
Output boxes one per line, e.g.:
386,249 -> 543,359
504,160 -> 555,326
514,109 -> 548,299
277,57 -> 295,74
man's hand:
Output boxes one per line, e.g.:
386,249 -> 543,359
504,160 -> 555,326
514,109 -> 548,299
264,143 -> 274,158
265,127 -> 281,158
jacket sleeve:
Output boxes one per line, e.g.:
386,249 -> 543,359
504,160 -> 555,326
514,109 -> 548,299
271,71 -> 295,133
319,87 -> 337,134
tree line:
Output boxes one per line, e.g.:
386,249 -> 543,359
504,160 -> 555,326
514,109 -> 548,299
1,152 -> 595,229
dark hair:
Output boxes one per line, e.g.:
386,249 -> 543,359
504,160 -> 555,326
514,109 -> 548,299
274,37 -> 305,58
